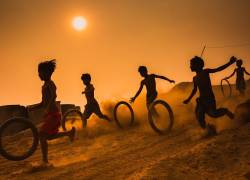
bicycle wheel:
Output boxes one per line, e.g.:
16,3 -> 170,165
221,79 -> 232,98
113,101 -> 134,128
148,100 -> 174,135
62,109 -> 84,131
0,117 -> 39,161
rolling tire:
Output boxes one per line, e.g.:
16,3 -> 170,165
62,109 -> 84,131
221,79 -> 232,98
113,101 -> 134,128
0,117 -> 39,161
148,100 -> 174,135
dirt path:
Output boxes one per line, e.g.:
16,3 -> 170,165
0,122 -> 249,180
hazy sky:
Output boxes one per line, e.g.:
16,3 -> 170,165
1,0 -> 250,106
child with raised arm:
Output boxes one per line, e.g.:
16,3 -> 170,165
183,56 -> 236,135
29,60 -> 75,167
130,66 -> 175,115
223,59 -> 250,95
81,73 -> 111,125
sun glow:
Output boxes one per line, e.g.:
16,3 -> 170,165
72,16 -> 87,31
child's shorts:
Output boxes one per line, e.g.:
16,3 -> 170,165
40,111 -> 61,135
83,101 -> 103,119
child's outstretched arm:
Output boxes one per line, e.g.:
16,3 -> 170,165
206,56 -> 237,73
130,82 -> 144,103
183,79 -> 197,104
244,68 -> 250,76
154,74 -> 175,83
224,69 -> 236,80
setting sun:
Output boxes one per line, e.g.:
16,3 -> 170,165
72,16 -> 87,31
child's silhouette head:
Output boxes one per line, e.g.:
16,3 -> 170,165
81,73 -> 91,85
190,56 -> 204,72
138,66 -> 148,77
236,59 -> 243,67
38,59 -> 56,81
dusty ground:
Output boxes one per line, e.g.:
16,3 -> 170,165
0,118 -> 249,180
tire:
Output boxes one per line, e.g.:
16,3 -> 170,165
148,100 -> 174,135
221,79 -> 232,98
0,117 -> 39,161
62,109 -> 84,131
113,101 -> 134,128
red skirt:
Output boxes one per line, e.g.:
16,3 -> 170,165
40,111 -> 61,135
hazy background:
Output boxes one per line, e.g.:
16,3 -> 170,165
0,0 -> 250,106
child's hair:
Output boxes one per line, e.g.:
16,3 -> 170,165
138,66 -> 147,73
38,59 -> 56,76
81,73 -> 91,83
236,59 -> 243,66
190,56 -> 204,69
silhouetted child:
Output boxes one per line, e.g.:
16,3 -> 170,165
224,59 -> 250,95
183,56 -> 236,135
29,60 -> 75,167
81,73 -> 111,125
130,66 -> 175,115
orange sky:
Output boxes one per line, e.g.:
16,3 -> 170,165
0,0 -> 250,106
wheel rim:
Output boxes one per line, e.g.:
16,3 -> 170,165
62,109 -> 83,131
0,117 -> 39,161
113,101 -> 134,128
221,79 -> 232,98
148,100 -> 174,135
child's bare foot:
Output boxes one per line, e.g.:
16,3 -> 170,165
69,127 -> 76,142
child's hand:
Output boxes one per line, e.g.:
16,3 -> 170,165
129,97 -> 135,103
229,56 -> 237,64
183,99 -> 190,104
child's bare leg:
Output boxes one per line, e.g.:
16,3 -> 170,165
47,128 -> 76,142
101,114 -> 111,121
207,108 -> 234,119
147,102 -> 160,118
96,111 -> 111,121
39,128 -> 75,163
195,104 -> 206,129
39,132 -> 49,163
82,109 -> 92,128
94,106 -> 111,121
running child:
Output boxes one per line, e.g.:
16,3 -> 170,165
223,59 -> 250,95
29,60 -> 75,166
183,56 -> 236,135
81,73 -> 111,125
130,66 -> 175,115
